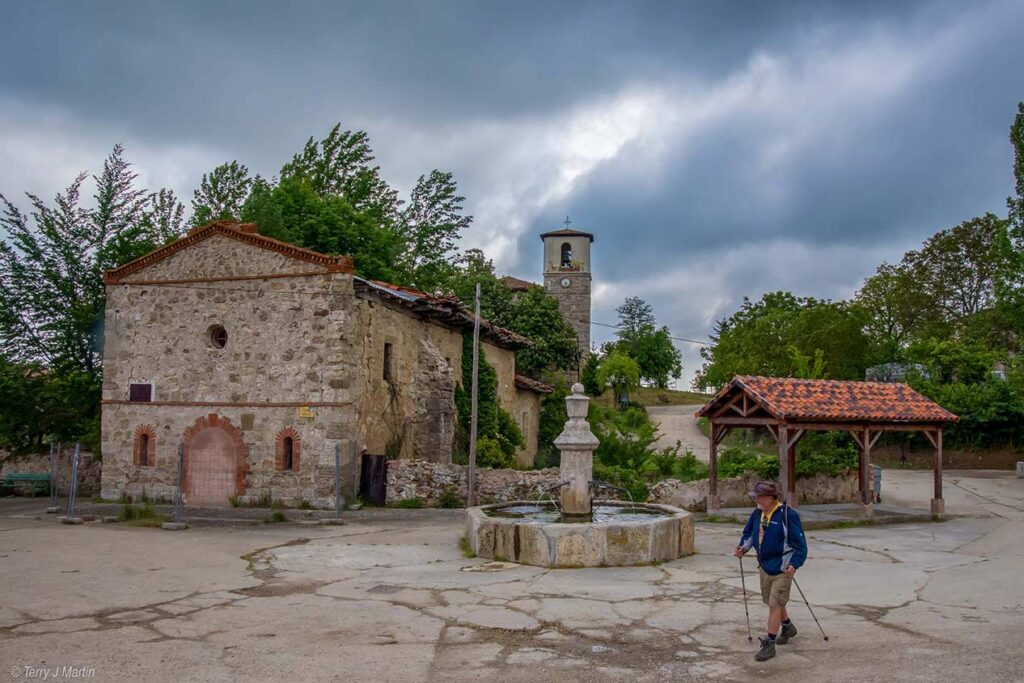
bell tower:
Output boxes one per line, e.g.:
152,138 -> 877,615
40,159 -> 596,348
541,218 -> 594,362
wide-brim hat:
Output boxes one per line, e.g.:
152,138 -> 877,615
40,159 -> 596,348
748,481 -> 779,499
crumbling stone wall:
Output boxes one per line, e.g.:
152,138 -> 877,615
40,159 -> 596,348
386,460 -> 561,506
0,449 -> 102,496
388,460 -> 859,510
648,471 -> 859,511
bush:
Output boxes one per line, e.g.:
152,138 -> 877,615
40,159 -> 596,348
592,462 -> 649,502
397,497 -> 424,509
476,436 -> 516,469
641,448 -> 709,482
795,432 -> 857,476
718,447 -> 779,479
438,486 -> 464,509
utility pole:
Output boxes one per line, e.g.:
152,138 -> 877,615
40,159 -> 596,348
467,282 -> 481,507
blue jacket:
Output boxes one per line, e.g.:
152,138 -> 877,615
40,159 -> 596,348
739,504 -> 807,575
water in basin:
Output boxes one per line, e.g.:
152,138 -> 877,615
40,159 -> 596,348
484,502 -> 670,524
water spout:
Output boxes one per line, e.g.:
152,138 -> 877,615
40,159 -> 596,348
590,480 -> 635,504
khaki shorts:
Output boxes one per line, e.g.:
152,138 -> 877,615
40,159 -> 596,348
759,568 -> 792,607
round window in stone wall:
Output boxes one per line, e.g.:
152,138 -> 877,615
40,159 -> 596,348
208,324 -> 228,349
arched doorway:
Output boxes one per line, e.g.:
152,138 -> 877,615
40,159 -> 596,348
183,414 -> 248,506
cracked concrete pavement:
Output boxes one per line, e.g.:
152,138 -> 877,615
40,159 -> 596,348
1,469 -> 1022,682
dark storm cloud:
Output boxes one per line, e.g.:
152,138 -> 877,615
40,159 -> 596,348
3,0 -> 1022,385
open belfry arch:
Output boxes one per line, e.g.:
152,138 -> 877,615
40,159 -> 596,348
696,376 -> 959,515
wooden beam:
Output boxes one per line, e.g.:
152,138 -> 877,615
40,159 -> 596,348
786,440 -> 797,506
934,427 -> 943,501
712,417 -> 782,426
713,426 -> 731,447
868,429 -> 883,450
849,431 -> 865,450
860,426 -> 872,509
742,393 -> 750,416
710,392 -> 744,418
922,429 -> 938,450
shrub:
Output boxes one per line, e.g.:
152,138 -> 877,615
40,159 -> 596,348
438,487 -> 464,509
397,496 -> 424,509
718,447 -> 779,479
476,436 -> 515,469
264,510 -> 287,523
592,462 -> 649,502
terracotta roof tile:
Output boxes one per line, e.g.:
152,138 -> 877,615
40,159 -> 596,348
698,375 -> 958,423
515,375 -> 554,394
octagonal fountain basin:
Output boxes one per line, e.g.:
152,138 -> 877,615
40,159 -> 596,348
465,500 -> 694,568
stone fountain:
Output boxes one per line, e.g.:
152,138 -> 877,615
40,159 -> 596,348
465,384 -> 694,567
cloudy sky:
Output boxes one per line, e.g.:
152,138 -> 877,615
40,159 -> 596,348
4,1 -> 1023,387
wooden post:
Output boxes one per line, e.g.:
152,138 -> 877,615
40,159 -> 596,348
787,441 -> 797,508
860,426 -> 872,515
707,422 -> 720,511
931,428 -> 944,515
777,425 -> 789,504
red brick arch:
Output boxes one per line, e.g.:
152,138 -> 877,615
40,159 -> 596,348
275,427 -> 302,472
182,414 -> 249,504
133,424 -> 157,467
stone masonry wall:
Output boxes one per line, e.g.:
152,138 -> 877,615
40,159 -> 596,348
0,449 -> 102,496
121,233 -> 329,282
648,471 -> 860,512
353,299 -> 463,461
388,460 -> 859,510
386,460 -> 561,506
102,404 -> 359,506
102,235 -> 361,505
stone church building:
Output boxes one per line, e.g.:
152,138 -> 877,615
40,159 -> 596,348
99,221 -> 550,506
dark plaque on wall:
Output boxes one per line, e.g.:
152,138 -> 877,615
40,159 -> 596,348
129,383 -> 153,402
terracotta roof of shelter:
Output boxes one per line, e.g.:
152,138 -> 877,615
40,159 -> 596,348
697,375 -> 958,423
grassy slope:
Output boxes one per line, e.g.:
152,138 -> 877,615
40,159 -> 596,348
593,386 -> 713,409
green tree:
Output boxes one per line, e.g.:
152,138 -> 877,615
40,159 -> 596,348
902,213 -> 1006,324
695,292 -> 872,391
280,124 -> 399,225
996,102 -> 1024,334
397,170 -> 471,293
241,176 -> 402,281
596,351 -> 641,405
498,286 -> 578,377
856,262 -> 932,361
190,161 -> 253,226
580,352 -> 603,396
0,146 -> 180,450
613,297 -> 682,388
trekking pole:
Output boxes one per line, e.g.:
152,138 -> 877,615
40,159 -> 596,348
792,576 -> 829,642
738,555 -> 753,643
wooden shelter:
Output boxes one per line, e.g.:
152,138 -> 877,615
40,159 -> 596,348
696,376 -> 959,515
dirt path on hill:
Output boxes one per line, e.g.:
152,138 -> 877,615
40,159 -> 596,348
646,404 -> 709,461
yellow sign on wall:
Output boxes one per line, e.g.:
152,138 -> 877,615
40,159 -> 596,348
298,406 -> 314,419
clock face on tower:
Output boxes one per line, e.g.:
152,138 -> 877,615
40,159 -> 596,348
559,277 -> 571,288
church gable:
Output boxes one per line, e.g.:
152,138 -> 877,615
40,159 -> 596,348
105,221 -> 352,284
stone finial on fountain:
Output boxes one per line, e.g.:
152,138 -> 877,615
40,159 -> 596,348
554,383 -> 599,516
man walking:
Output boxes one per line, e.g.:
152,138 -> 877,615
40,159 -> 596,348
734,481 -> 807,661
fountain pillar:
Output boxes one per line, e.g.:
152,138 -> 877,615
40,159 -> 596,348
554,384 -> 600,517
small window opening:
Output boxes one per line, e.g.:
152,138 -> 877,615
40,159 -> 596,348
209,324 -> 227,349
560,242 -> 573,268
129,383 -> 153,402
520,411 -> 528,433
383,343 -> 393,382
282,437 -> 294,471
139,433 -> 150,466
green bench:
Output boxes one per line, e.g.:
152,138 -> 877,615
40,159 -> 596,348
0,473 -> 52,497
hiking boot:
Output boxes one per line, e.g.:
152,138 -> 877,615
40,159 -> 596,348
755,637 -> 776,661
776,622 -> 797,644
